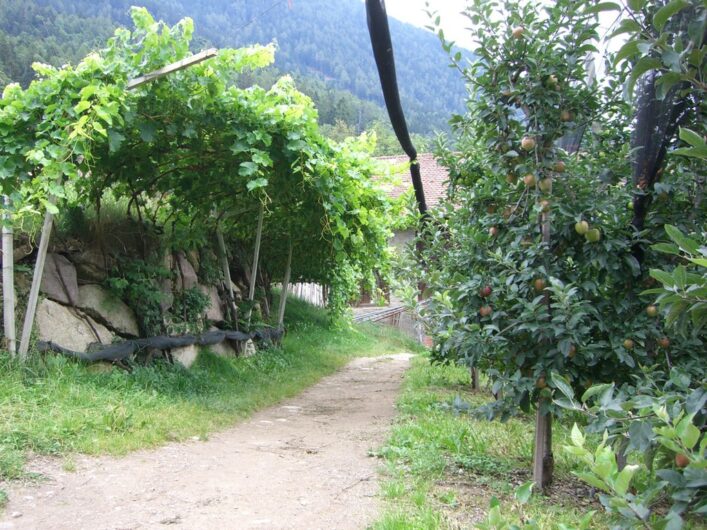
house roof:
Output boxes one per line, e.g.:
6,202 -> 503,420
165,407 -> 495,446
375,153 -> 449,208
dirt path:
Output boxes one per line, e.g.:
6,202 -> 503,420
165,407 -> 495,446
0,353 -> 413,530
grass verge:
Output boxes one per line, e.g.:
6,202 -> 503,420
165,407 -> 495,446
372,356 -> 610,530
0,297 -> 421,483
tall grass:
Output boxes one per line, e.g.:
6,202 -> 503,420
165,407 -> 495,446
0,297 -> 421,481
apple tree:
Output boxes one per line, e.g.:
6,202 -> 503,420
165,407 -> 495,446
411,0 -> 705,491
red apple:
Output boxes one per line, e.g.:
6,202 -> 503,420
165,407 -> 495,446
675,453 -> 690,468
523,173 -> 537,187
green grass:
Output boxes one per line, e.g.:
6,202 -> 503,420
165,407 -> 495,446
0,297 -> 421,481
372,356 -> 610,530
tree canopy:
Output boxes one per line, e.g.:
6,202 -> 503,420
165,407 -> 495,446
0,7 -> 395,315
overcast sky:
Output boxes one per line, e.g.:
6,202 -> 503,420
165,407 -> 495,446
379,0 -> 474,49
380,0 -> 620,56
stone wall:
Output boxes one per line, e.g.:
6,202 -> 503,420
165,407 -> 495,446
3,240 -> 263,366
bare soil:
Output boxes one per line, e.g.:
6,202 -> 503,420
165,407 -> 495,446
0,353 -> 413,530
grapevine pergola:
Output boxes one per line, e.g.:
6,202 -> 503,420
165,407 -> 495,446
0,8 -> 393,359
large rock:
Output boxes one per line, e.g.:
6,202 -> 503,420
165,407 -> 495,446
209,341 -> 237,357
73,249 -> 109,284
242,339 -> 256,358
175,252 -> 198,290
171,344 -> 199,368
200,285 -> 224,323
186,249 -> 200,274
40,253 -> 79,305
77,284 -> 140,337
36,299 -> 112,352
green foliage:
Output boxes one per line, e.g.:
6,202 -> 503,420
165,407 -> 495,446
399,0 -> 705,422
106,259 -> 170,336
644,225 -> 707,335
476,483 -> 596,530
605,0 -> 706,100
1,8 -> 394,318
169,287 -> 210,334
555,366 -> 706,528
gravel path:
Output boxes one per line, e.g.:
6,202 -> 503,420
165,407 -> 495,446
0,353 -> 413,530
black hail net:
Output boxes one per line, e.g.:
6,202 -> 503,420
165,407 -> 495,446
365,0 -> 428,217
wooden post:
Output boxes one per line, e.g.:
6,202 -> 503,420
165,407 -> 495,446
126,49 -> 218,90
246,203 -> 264,324
277,239 -> 293,327
533,189 -> 554,491
216,227 -> 239,327
2,196 -> 16,355
533,402 -> 554,491
471,367 -> 480,391
18,203 -> 55,359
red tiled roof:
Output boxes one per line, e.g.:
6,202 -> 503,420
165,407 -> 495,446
375,153 -> 449,208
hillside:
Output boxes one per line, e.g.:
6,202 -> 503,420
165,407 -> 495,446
0,0 -> 467,135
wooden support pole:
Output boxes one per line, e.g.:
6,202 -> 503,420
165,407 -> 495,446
2,196 -> 16,355
471,367 -> 480,391
127,49 -> 218,90
533,204 -> 554,491
216,227 -> 239,327
246,203 -> 264,324
277,239 -> 293,328
533,402 -> 554,491
18,204 -> 55,359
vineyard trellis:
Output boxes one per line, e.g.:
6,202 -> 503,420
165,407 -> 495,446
0,7 -> 395,359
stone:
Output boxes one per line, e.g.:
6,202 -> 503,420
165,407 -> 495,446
229,281 -> 242,301
13,241 -> 33,263
186,249 -> 200,274
242,339 -> 256,357
200,285 -> 224,323
72,249 -> 109,284
77,284 -> 139,337
40,253 -> 79,305
171,344 -> 199,368
36,299 -> 112,351
209,341 -> 237,357
175,252 -> 198,290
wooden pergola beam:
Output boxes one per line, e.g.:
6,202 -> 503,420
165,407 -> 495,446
126,48 -> 218,90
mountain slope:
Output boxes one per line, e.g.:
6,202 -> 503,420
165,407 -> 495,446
0,0 -> 466,134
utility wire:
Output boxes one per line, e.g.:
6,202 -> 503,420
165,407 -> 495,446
235,0 -> 289,33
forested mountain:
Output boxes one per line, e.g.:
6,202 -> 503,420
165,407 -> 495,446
0,0 -> 467,135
